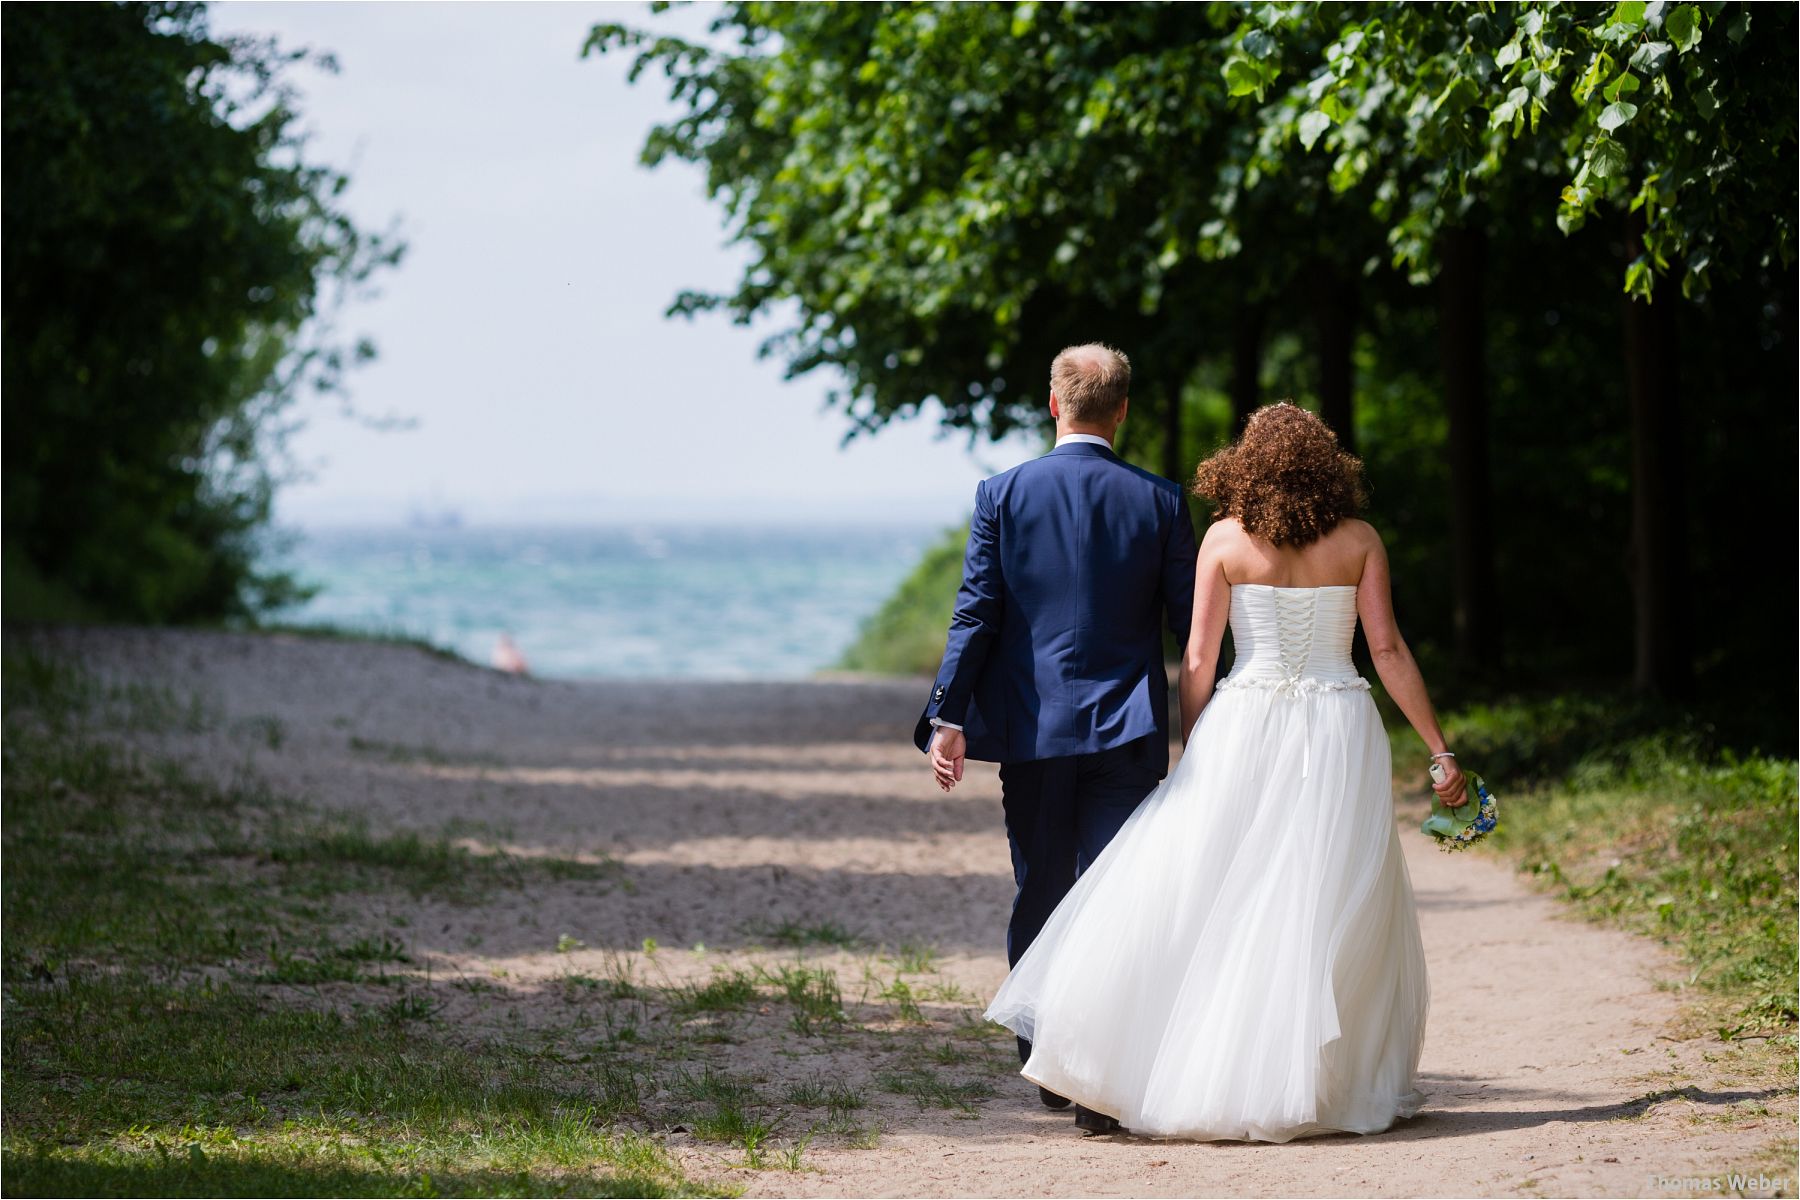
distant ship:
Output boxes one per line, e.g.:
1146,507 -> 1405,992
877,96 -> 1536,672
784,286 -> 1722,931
406,503 -> 464,530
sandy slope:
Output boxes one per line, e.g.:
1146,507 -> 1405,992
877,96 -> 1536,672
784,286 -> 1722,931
19,627 -> 1794,1198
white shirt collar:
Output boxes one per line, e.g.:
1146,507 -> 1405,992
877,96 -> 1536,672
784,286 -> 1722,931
1054,432 -> 1114,449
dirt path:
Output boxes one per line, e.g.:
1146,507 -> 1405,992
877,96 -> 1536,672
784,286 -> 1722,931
33,628 -> 1795,1197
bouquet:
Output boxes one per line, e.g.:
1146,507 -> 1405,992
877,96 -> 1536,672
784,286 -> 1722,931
1421,769 -> 1498,851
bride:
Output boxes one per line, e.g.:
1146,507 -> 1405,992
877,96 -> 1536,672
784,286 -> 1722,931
985,402 -> 1468,1142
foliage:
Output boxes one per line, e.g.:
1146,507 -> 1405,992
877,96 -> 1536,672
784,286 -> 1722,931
836,524 -> 968,675
1400,694 -> 1799,1033
586,3 -> 1258,443
0,649 -> 726,1197
589,2 -> 1793,443
592,2 -> 1796,710
1235,2 -> 1795,297
1,2 -> 401,623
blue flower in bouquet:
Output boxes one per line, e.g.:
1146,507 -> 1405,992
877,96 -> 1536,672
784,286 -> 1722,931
1421,773 -> 1499,851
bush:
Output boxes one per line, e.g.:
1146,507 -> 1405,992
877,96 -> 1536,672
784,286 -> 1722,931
836,524 -> 967,676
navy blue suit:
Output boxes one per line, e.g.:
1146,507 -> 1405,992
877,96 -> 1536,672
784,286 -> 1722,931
914,439 -> 1197,1060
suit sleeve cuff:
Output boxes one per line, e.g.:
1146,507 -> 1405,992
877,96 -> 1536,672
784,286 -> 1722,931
929,717 -> 964,732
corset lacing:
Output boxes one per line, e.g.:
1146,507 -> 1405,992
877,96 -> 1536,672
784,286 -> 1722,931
1213,587 -> 1370,779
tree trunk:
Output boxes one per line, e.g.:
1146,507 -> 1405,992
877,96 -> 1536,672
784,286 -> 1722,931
1622,210 -> 1693,699
1437,225 -> 1502,670
1310,262 -> 1357,451
1161,383 -> 1183,486
1230,304 -> 1265,434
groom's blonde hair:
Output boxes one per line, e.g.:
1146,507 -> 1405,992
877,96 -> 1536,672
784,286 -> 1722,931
1050,343 -> 1131,422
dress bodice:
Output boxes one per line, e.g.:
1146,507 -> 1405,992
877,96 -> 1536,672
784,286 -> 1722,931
1218,584 -> 1367,693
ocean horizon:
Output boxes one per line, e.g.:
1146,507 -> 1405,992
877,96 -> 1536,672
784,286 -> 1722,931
267,521 -> 946,681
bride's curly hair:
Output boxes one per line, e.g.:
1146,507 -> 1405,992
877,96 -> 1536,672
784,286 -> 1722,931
1191,402 -> 1368,547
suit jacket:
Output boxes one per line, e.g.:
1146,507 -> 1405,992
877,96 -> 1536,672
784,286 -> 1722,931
913,440 -> 1199,773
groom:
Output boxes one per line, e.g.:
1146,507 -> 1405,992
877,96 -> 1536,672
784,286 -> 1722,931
914,343 -> 1197,1130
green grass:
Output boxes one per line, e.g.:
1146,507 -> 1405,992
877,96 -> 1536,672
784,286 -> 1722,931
1406,692 -> 1798,1037
1,651 -> 728,1199
248,620 -> 470,666
671,969 -> 760,1015
2,646 -> 214,733
889,939 -> 939,974
874,1068 -> 995,1114
758,965 -> 847,1035
747,919 -> 866,950
2,968 -> 727,1198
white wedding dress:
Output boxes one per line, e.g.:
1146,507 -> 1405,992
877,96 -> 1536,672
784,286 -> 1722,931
985,583 -> 1429,1142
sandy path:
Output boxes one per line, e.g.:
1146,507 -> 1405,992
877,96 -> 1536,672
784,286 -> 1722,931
24,628 -> 1795,1198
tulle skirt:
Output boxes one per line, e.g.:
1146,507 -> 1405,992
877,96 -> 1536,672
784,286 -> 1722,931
984,682 -> 1429,1142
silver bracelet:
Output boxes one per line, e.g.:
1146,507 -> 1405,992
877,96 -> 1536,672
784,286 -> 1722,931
1430,751 -> 1456,760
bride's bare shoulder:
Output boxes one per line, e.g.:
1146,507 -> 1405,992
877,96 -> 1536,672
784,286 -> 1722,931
1334,518 -> 1384,549
1201,515 -> 1247,546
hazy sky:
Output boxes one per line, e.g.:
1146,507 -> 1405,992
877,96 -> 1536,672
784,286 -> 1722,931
208,2 -> 1040,527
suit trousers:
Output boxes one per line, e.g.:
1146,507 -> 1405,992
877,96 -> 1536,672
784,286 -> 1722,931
999,733 -> 1164,1064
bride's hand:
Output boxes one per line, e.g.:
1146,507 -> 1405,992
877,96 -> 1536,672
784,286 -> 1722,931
1430,756 -> 1468,807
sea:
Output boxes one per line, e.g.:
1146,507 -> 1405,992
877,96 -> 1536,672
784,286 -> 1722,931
268,523 -> 944,680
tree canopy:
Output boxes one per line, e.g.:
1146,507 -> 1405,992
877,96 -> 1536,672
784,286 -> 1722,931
591,0 -> 1796,707
2,1 -> 401,621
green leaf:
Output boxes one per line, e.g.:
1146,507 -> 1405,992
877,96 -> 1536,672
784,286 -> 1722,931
1298,108 -> 1331,150
1598,100 -> 1639,131
1726,7 -> 1750,43
1319,90 -> 1357,124
1629,41 -> 1674,74
1242,28 -> 1278,60
1496,39 -> 1523,69
1489,86 -> 1530,131
1574,52 -> 1614,103
1665,4 -> 1702,52
1604,72 -> 1641,103
1589,136 -> 1630,179
1609,1 -> 1648,29
1223,56 -> 1263,98
1694,80 -> 1720,118
1432,75 -> 1481,115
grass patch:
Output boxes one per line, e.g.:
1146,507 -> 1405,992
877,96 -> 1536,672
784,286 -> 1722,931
2,971 -> 725,1198
249,620 -> 469,667
879,978 -> 926,1024
889,939 -> 939,974
1,649 -> 727,1198
2,646 -> 213,734
671,969 -> 759,1015
875,1068 -> 995,1114
347,734 -> 503,768
1412,693 -> 1798,1038
747,919 -> 866,951
759,965 -> 846,1035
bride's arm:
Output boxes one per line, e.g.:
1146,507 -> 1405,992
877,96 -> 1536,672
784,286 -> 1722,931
1355,524 -> 1468,806
1177,526 -> 1233,742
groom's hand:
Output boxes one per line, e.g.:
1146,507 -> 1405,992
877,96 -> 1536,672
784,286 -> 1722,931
929,728 -> 966,792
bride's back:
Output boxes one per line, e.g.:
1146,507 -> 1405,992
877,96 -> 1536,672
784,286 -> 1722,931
1211,515 -> 1374,591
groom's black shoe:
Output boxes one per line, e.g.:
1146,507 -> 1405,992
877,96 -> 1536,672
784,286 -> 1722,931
1074,1105 -> 1122,1135
1038,1086 -> 1071,1110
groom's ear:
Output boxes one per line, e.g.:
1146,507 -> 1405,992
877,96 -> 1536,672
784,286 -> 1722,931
1048,392 -> 1062,422
1118,395 -> 1129,425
